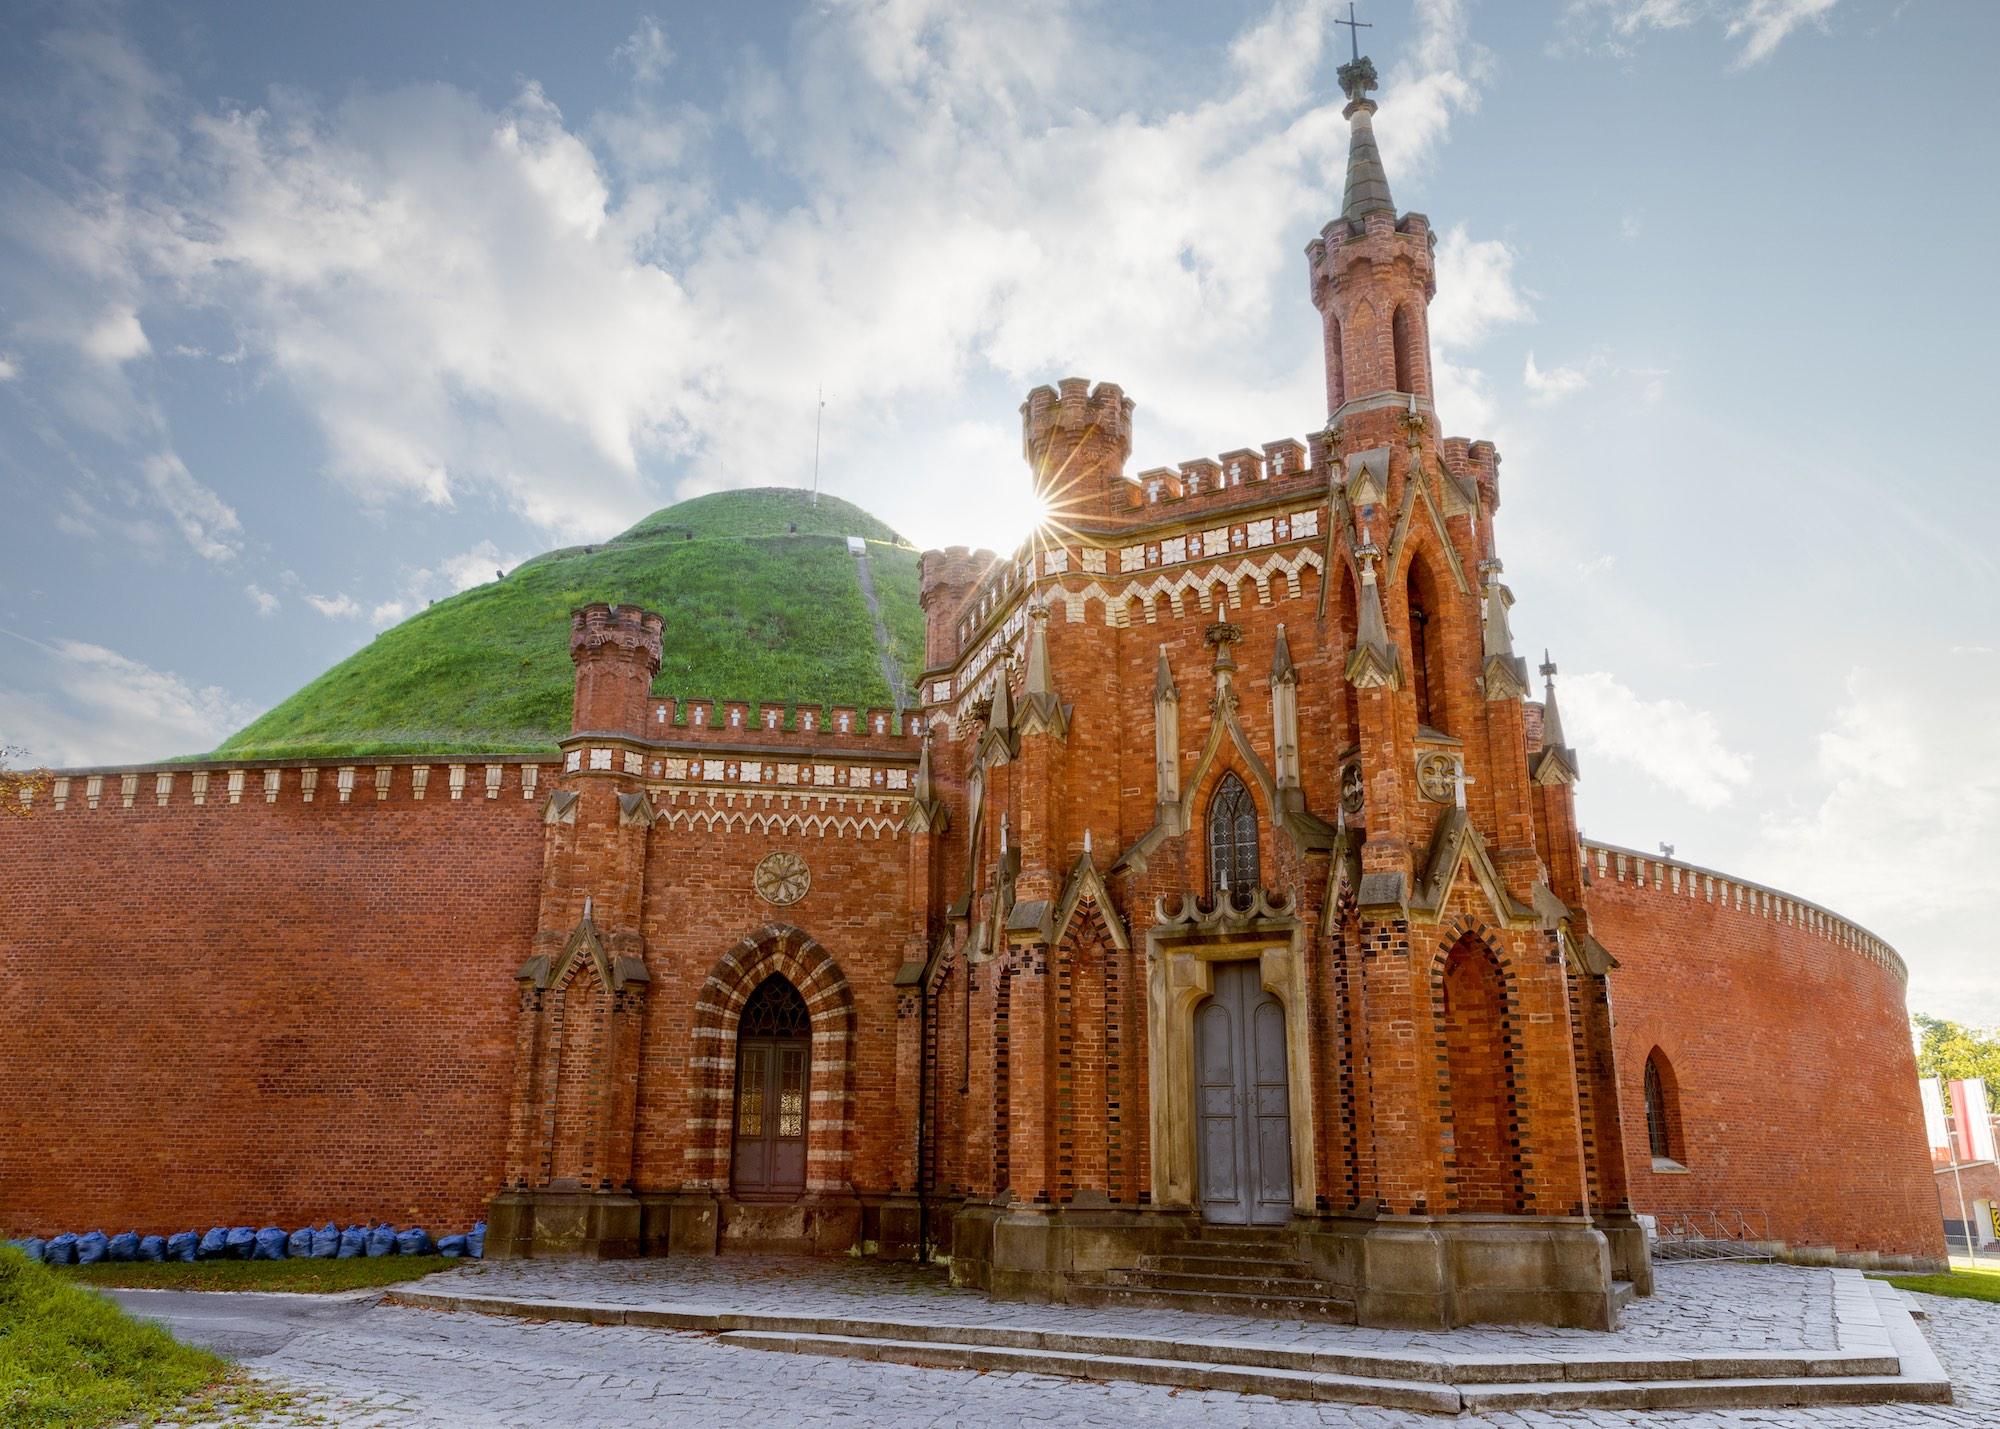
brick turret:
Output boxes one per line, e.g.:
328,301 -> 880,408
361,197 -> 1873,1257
919,546 -> 997,670
1021,378 -> 1135,521
1305,55 -> 1437,441
569,603 -> 664,738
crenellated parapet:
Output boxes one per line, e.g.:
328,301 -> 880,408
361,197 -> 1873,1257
569,603 -> 665,738
1581,838 -> 1906,984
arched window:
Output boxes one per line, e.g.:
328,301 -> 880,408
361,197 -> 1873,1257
734,976 -> 811,1199
1207,773 -> 1260,903
1325,310 -> 1345,411
1406,560 -> 1443,733
1644,1049 -> 1684,1165
1392,305 -> 1417,393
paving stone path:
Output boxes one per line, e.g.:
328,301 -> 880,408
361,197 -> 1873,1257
129,1260 -> 1997,1427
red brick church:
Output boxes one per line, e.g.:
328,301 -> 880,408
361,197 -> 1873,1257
0,50 -> 1943,1328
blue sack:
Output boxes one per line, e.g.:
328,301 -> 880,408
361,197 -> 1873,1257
394,1228 -> 433,1256
45,1233 -> 78,1265
466,1221 -> 486,1259
137,1235 -> 166,1263
167,1231 -> 198,1263
17,1238 -> 45,1263
76,1231 -> 109,1266
337,1225 -> 367,1259
197,1227 -> 228,1260
107,1231 -> 139,1263
225,1227 -> 255,1260
253,1227 -> 288,1261
286,1227 -> 313,1259
436,1234 -> 466,1259
365,1225 -> 396,1258
310,1223 -> 339,1259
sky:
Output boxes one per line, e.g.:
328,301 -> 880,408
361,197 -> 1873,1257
1,0 -> 1995,1023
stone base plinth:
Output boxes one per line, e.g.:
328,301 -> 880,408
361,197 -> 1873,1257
485,1187 -> 641,1260
947,1201 -> 1631,1330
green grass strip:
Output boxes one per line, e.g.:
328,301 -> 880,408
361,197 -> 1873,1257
1875,1264 -> 2000,1303
0,1245 -> 226,1427
61,1256 -> 455,1294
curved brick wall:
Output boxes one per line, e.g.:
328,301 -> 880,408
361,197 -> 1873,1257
1584,841 -> 1943,1268
0,759 -> 547,1237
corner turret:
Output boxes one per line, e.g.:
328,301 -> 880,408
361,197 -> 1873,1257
1021,378 -> 1134,516
569,603 -> 664,738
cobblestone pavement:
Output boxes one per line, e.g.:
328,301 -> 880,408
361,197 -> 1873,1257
430,1256 -> 1843,1354
128,1262 -> 1996,1427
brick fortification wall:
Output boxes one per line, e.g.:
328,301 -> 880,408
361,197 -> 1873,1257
0,760 -> 547,1237
1585,842 -> 1943,1266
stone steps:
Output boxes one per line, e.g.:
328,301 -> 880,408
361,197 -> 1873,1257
1070,1281 -> 1359,1323
1087,1223 -> 1352,1322
385,1271 -> 1952,1414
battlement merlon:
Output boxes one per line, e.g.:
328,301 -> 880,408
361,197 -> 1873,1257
569,603 -> 665,739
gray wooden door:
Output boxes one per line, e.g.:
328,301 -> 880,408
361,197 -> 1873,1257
1195,960 -> 1293,1225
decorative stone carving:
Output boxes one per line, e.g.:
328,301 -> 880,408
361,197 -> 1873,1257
1340,761 -> 1365,818
754,851 -> 811,906
1416,751 -> 1460,804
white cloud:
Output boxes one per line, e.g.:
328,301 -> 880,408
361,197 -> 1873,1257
5,1 -> 1505,551
1576,553 -> 1617,577
0,637 -> 259,767
1726,0 -> 1840,66
305,592 -> 361,619
80,305 -> 150,364
1619,212 -> 1642,240
1560,670 -> 1754,809
1523,350 -> 1592,405
244,583 -> 279,616
0,353 -> 19,381
370,599 -> 409,627
1556,0 -> 1838,66
1430,225 -> 1531,351
142,452 -> 241,562
613,16 -> 675,85
1753,660 -> 2000,1022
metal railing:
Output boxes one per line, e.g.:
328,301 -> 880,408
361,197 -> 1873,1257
1649,1209 -> 1776,1262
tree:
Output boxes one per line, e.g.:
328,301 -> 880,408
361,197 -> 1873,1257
0,744 -> 49,817
1914,1013 -> 2000,1104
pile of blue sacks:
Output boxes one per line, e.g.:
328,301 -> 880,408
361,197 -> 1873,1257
7,1220 -> 484,1264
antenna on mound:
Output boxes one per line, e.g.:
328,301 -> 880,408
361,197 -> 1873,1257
811,384 -> 826,509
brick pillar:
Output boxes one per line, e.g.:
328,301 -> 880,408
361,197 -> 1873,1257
1004,945 -> 1051,1204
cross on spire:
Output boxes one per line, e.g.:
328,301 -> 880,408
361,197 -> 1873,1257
1335,1 -> 1372,65
1539,649 -> 1558,681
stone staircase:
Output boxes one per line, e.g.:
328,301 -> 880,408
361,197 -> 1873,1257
1075,1223 -> 1357,1323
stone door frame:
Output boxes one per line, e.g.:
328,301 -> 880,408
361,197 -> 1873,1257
1146,914 -> 1316,1216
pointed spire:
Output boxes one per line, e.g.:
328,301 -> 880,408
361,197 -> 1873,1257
1337,54 -> 1395,224
1019,600 -> 1069,738
1345,543 -> 1400,690
1481,580 -> 1513,660
1531,649 -> 1580,786
1154,644 -> 1179,704
989,664 -> 1013,737
1024,599 -> 1055,699
1539,650 -> 1568,749
1271,622 -> 1297,685
912,725 -> 935,802
904,722 -> 949,835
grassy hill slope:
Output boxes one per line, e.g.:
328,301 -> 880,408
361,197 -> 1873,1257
215,489 -> 922,759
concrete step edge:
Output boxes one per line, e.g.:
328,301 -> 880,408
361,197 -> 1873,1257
715,1329 -> 1464,1412
384,1288 -> 1906,1388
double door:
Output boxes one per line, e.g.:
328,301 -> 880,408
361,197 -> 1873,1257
1195,960 -> 1293,1225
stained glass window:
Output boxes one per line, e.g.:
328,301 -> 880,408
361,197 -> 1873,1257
1208,773 -> 1260,902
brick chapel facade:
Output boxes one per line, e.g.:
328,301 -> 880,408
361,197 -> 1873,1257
0,52 -> 1944,1329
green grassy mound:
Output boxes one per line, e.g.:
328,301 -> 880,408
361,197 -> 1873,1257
215,488 -> 923,760
0,1245 -> 225,1426
61,1256 -> 454,1294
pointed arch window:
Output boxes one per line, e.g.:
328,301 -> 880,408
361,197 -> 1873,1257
1406,559 -> 1443,733
1644,1049 -> 1685,1168
1207,773 -> 1260,903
